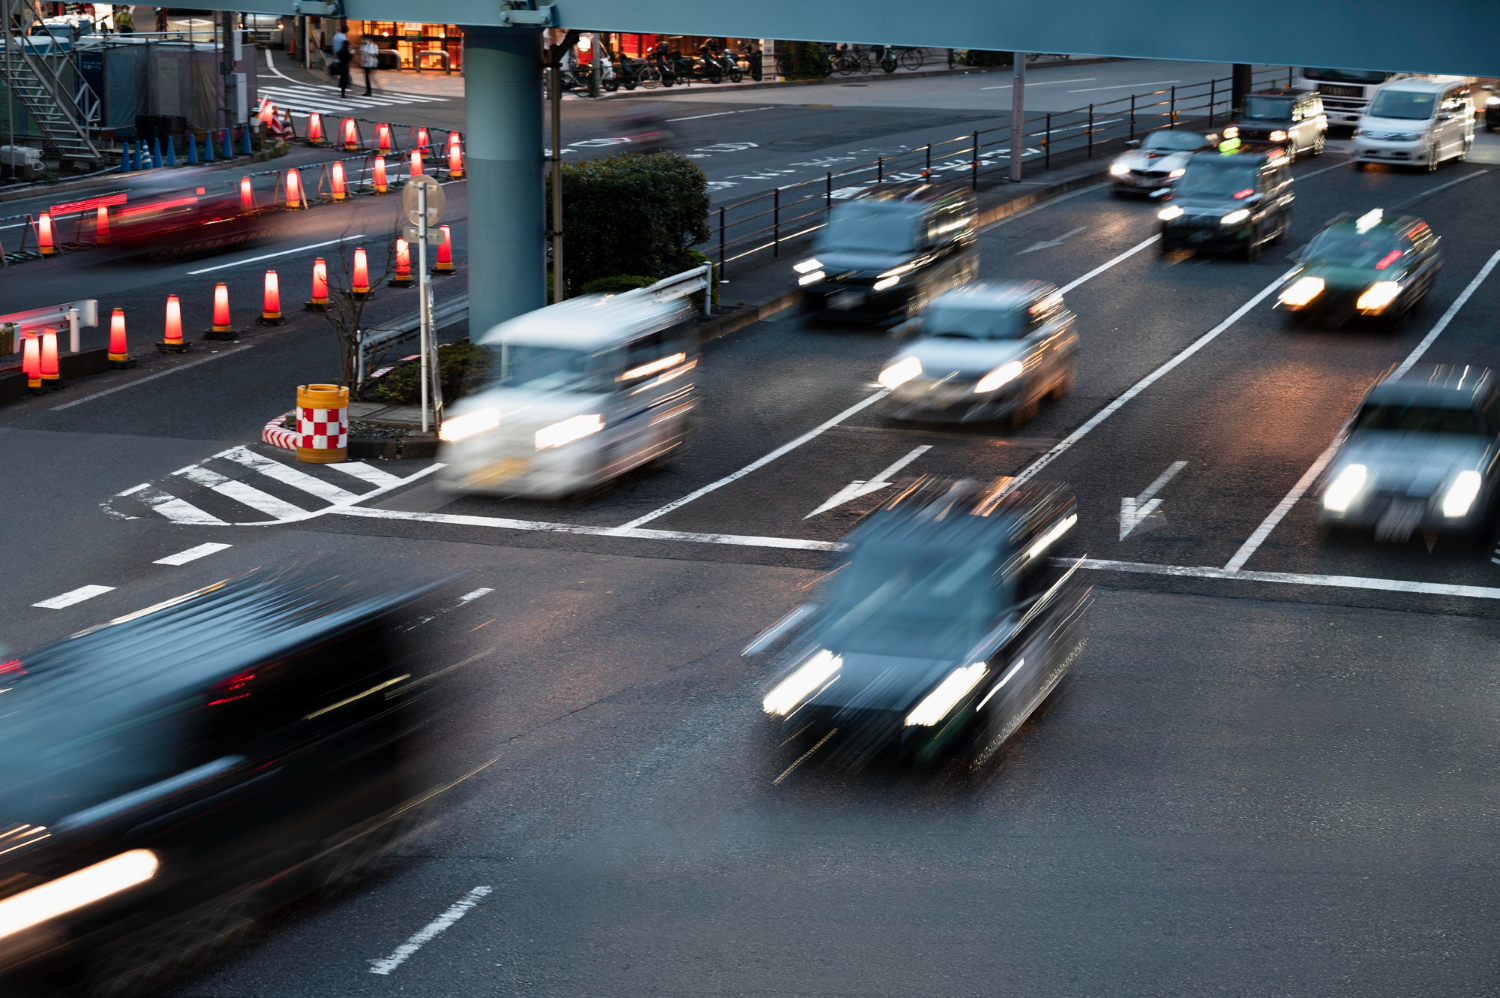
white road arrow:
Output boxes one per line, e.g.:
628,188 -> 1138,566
1119,460 -> 1187,540
1017,225 -> 1087,256
804,445 -> 931,518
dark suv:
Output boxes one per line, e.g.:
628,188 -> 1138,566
1228,88 -> 1328,162
796,181 -> 978,325
1158,146 -> 1295,259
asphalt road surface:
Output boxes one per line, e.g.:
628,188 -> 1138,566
6,66 -> 1500,997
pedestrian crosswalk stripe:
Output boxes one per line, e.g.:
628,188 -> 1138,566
257,84 -> 448,117
116,482 -> 229,525
173,463 -> 313,521
221,445 -> 360,503
328,461 -> 404,488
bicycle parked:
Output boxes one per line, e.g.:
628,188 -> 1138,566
877,46 -> 924,73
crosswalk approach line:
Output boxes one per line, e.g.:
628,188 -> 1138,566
173,464 -> 314,521
219,446 -> 361,503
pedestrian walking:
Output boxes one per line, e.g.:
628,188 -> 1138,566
331,22 -> 351,97
154,7 -> 166,32
359,34 -> 379,96
114,5 -> 133,33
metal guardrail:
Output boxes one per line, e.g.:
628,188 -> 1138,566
707,66 -> 1294,278
618,263 -> 714,316
0,297 -> 98,354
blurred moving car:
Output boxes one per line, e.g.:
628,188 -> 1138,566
1277,208 -> 1442,329
241,13 -> 286,47
1225,88 -> 1327,162
749,477 -> 1088,769
877,280 -> 1078,427
1352,76 -> 1474,171
1107,129 -> 1218,196
1319,365 -> 1500,541
1157,145 -> 1293,259
109,169 -> 265,259
437,293 -> 699,499
796,180 -> 977,326
0,578 -> 433,992
1485,84 -> 1500,133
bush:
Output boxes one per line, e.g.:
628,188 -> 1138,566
778,41 -> 830,80
547,152 -> 710,297
963,50 -> 1014,68
361,340 -> 490,405
581,274 -> 656,294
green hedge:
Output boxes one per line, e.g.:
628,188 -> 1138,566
778,41 -> 830,80
360,340 -> 490,405
963,50 -> 1014,68
581,275 -> 656,294
547,152 -> 710,297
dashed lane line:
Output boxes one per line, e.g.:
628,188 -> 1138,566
368,886 -> 493,976
154,542 -> 233,566
50,346 -> 254,411
187,234 -> 366,275
33,585 -> 115,609
1074,557 -> 1500,601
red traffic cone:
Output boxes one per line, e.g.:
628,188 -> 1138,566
351,247 -> 373,299
376,122 -> 393,152
372,154 -> 388,194
447,139 -> 464,178
285,167 -> 306,210
108,307 -> 136,368
206,282 -> 237,340
341,117 -> 359,150
306,257 -> 331,311
416,126 -> 431,159
39,327 -> 61,388
159,294 -> 189,352
240,176 -> 254,214
331,160 -> 348,202
432,225 -> 455,274
37,213 -> 55,257
95,205 -> 111,245
391,237 -> 414,287
259,270 -> 285,325
408,149 -> 423,177
308,112 -> 325,145
21,331 -> 41,392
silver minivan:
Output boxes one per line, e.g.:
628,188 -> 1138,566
437,294 -> 699,499
1353,77 -> 1474,171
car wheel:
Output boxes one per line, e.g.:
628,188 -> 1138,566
1459,137 -> 1472,162
1426,144 -> 1439,171
1244,231 -> 1262,261
1311,132 -> 1326,156
1283,143 -> 1296,165
1272,212 -> 1291,245
1158,238 -> 1175,256
1011,394 -> 1040,429
1049,364 -> 1076,401
1352,160 -> 1367,171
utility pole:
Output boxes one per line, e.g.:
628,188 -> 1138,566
1009,53 -> 1026,182
547,31 -> 578,302
1231,63 -> 1252,116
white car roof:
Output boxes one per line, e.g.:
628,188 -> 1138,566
477,292 -> 692,351
1375,76 -> 1468,95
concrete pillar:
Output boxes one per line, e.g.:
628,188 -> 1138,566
1231,63 -> 1253,115
463,27 -> 546,337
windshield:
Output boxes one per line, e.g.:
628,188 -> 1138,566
820,540 -> 1002,658
493,344 -> 598,392
1176,158 -> 1259,198
1301,68 -> 1392,85
1142,131 -> 1207,152
1353,403 -> 1488,436
820,203 -> 920,253
1307,230 -> 1408,269
1243,96 -> 1294,121
924,303 -> 1027,340
1367,90 -> 1436,120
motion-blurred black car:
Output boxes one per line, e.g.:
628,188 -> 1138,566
1226,88 -> 1328,161
1158,145 -> 1294,259
1276,208 -> 1442,329
796,181 -> 978,326
0,578 -> 433,992
749,477 -> 1088,769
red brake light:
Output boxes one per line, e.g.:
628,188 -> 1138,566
0,658 -> 25,676
1232,188 -> 1254,200
1375,249 -> 1403,270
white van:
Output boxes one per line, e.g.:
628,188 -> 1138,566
437,294 -> 699,499
1352,76 -> 1474,171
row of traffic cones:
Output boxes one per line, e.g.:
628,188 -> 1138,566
119,127 -> 255,172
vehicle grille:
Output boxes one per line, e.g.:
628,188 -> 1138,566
1317,84 -> 1362,98
1130,168 -> 1170,179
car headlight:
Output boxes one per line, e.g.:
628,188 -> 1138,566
1158,205 -> 1183,221
1279,276 -> 1325,307
798,270 -> 826,286
1221,208 -> 1251,226
906,662 -> 988,727
878,356 -> 922,390
1323,463 -> 1368,513
974,360 -> 1024,394
763,649 -> 841,717
534,413 -> 603,450
793,258 -> 823,274
438,408 -> 500,443
0,849 -> 159,942
1356,281 -> 1401,312
873,275 -> 901,291
1442,470 -> 1483,518
1168,167 -> 1185,179
1269,129 -> 1288,142
1109,161 -> 1130,176
1222,125 -> 1239,139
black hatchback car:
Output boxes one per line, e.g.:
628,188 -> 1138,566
1158,146 -> 1294,259
0,578 -> 433,991
796,180 -> 978,325
1227,88 -> 1328,162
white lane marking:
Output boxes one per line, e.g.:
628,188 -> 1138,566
1009,268 -> 1297,490
368,885 -> 493,976
332,506 -> 846,552
33,585 -> 115,609
804,444 -> 931,518
1069,79 -> 1181,93
980,77 -> 1097,90
113,482 -> 229,525
1391,168 -> 1489,211
173,464 -> 313,520
1224,246 -> 1500,571
1017,225 -> 1087,255
154,542 -> 232,566
614,390 -> 890,530
1056,233 -> 1162,296
187,234 -> 366,275
1074,557 -> 1500,601
1119,460 -> 1187,540
327,461 -> 405,488
51,347 -> 254,411
457,587 -> 493,604
220,446 -> 360,503
264,46 -> 299,82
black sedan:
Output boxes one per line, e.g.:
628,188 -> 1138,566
1158,145 -> 1294,260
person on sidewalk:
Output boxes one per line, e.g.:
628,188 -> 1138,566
359,34 -> 379,96
332,23 -> 351,97
154,7 -> 166,32
114,5 -> 133,33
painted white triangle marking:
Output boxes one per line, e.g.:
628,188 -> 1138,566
804,445 -> 932,518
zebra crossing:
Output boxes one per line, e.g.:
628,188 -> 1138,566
257,82 -> 449,118
105,445 -> 437,526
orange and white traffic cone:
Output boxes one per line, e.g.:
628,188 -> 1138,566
259,270 -> 285,325
158,295 -> 189,353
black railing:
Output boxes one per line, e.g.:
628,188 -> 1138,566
709,66 -> 1293,278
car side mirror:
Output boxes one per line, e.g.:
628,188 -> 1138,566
1125,139 -> 1140,149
